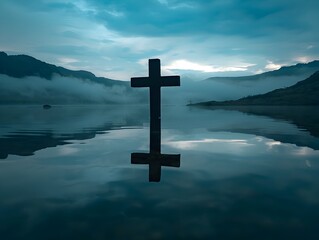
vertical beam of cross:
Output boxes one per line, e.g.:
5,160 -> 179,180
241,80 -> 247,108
130,59 -> 181,182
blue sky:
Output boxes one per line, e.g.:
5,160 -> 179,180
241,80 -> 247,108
1,0 -> 318,80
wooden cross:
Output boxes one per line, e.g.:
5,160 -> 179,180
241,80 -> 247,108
131,59 -> 181,182
131,59 -> 180,152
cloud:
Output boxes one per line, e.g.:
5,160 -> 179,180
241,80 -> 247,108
164,60 -> 253,73
84,0 -> 319,38
0,0 -> 319,80
265,61 -> 282,71
294,56 -> 318,64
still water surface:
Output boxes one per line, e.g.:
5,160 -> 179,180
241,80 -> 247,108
0,105 -> 318,239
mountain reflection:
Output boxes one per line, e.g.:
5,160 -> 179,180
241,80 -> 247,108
189,106 -> 319,150
1,105 -> 319,161
219,106 -> 319,137
200,106 -> 319,136
1,129 -> 110,159
0,105 -> 148,159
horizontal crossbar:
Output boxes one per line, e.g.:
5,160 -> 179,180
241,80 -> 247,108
131,152 -> 180,167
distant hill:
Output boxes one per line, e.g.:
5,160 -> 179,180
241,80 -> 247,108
0,52 -> 149,104
205,60 -> 319,83
180,60 -> 319,105
192,71 -> 319,106
0,51 -> 127,87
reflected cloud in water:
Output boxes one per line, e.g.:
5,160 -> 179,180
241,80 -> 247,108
165,137 -> 251,150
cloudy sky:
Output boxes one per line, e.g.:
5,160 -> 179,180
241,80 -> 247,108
1,0 -> 319,80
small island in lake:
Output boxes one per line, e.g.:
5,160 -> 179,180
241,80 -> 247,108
42,104 -> 52,109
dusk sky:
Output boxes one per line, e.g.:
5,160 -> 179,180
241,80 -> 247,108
1,0 -> 319,80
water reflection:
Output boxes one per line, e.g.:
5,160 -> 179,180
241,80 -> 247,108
2,105 -> 319,160
1,105 -> 319,239
0,105 -> 148,159
131,152 -> 180,182
195,105 -> 319,137
186,106 -> 319,150
131,109 -> 180,182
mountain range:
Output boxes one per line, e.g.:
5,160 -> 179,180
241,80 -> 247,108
178,60 -> 319,105
191,71 -> 319,106
0,51 -> 126,87
205,60 -> 319,83
1,51 -> 319,105
0,52 -> 143,104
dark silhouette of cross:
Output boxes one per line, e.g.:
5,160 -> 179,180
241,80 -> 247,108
131,59 -> 181,182
131,152 -> 180,182
131,59 -> 180,152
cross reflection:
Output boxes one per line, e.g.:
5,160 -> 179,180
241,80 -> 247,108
130,59 -> 181,182
131,151 -> 180,182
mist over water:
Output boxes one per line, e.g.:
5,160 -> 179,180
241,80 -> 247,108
0,71 -> 311,105
0,74 -> 142,104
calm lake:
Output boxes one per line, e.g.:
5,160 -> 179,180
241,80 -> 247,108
0,105 -> 319,239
